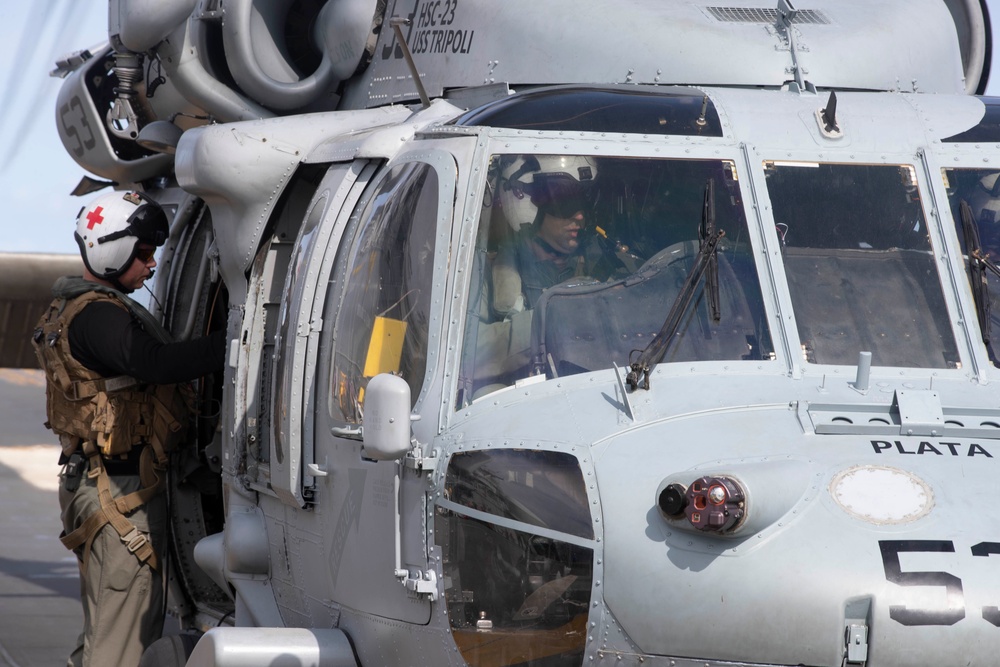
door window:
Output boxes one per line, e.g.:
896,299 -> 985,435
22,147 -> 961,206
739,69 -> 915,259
327,162 -> 441,424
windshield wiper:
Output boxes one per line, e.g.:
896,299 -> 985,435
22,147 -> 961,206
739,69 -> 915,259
626,179 -> 724,391
703,178 -> 721,322
961,199 -> 1000,355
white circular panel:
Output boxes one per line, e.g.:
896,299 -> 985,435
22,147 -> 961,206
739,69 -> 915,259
830,465 -> 934,525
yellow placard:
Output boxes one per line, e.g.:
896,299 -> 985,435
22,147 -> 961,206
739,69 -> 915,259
362,316 -> 408,377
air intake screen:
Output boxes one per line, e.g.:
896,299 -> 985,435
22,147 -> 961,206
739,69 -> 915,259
706,7 -> 830,24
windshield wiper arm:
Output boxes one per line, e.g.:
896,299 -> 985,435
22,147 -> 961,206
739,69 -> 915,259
703,177 -> 721,322
960,199 -> 1000,350
626,179 -> 723,391
961,199 -> 1000,365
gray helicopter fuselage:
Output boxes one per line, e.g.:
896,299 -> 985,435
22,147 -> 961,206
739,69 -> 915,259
37,0 -> 1000,665
167,81 -> 1000,666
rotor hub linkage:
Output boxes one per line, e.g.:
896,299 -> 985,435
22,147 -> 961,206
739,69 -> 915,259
107,50 -> 144,140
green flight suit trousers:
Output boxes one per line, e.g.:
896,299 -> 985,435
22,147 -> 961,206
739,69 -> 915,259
59,469 -> 166,667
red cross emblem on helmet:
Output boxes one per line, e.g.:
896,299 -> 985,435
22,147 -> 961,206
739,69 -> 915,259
86,206 -> 105,230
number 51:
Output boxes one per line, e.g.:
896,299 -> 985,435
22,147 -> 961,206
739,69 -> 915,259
879,540 -> 1000,626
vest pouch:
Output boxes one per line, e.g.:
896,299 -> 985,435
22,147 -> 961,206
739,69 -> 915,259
91,391 -> 147,458
147,383 -> 194,460
46,387 -> 92,444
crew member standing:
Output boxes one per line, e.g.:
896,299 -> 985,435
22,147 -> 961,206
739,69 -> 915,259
32,191 -> 225,667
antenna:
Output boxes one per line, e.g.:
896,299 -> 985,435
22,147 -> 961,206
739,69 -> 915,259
815,90 -> 844,139
821,91 -> 839,133
389,18 -> 431,109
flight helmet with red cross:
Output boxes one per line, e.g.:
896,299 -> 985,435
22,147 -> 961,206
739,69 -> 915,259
74,190 -> 169,280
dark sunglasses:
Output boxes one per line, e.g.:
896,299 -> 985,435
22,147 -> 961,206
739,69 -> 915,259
134,246 -> 156,262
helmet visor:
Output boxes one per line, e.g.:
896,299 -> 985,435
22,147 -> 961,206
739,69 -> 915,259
530,173 -> 593,218
128,203 -> 169,246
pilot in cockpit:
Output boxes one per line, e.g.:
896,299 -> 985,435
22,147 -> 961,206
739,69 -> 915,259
466,155 -> 640,395
491,155 -> 638,319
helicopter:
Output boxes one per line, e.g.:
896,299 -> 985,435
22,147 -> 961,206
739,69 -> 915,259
8,0 -> 1000,664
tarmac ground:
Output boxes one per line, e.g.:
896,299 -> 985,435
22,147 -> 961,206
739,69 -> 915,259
0,368 -> 80,667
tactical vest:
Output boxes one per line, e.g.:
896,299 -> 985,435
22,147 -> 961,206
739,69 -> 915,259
33,289 -> 192,462
32,283 -> 194,571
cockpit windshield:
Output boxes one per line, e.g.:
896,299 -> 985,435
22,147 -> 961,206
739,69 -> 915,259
457,154 -> 774,405
943,167 -> 1000,366
765,162 -> 959,368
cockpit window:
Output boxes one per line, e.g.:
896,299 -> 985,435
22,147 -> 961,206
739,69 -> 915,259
457,153 -> 773,405
437,450 -> 594,667
454,86 -> 723,137
444,450 -> 593,539
765,161 -> 960,368
942,167 -> 1000,366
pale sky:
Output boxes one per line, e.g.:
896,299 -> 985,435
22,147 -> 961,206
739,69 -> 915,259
0,1 -> 998,256
0,1 -> 106,254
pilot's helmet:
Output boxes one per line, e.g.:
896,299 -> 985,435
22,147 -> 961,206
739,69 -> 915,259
499,155 -> 598,228
74,190 -> 169,280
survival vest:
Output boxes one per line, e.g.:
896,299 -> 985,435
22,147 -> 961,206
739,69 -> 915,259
32,279 -> 194,571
